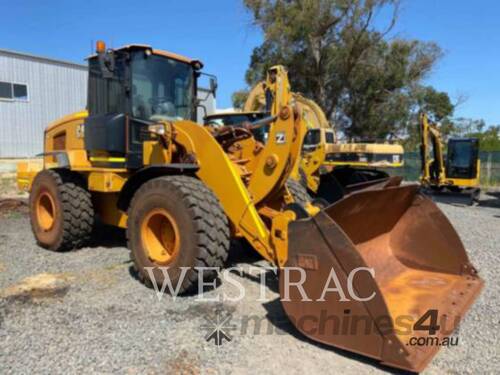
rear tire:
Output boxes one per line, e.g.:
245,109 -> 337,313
127,175 -> 230,294
29,169 -> 94,251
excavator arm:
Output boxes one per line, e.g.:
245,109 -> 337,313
419,113 -> 447,185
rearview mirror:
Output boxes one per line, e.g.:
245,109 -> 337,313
210,77 -> 218,97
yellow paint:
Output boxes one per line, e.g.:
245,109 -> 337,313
420,113 -> 480,189
448,171 -> 480,187
247,66 -> 305,204
173,120 -> 275,262
92,193 -> 128,228
16,160 -> 43,191
271,210 -> 296,266
89,156 -> 126,163
45,110 -> 88,133
88,172 -> 127,192
26,59 -> 318,268
140,208 -> 180,264
143,140 -> 171,165
68,150 -> 92,169
36,191 -> 56,230
331,143 -> 404,154
43,111 -> 90,168
244,80 -> 405,193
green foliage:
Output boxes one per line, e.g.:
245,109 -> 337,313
454,120 -> 500,152
240,0 -> 455,140
402,116 -> 500,153
231,90 -> 250,109
413,86 -> 454,122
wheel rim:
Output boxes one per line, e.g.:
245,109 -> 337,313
141,208 -> 180,264
36,191 -> 56,231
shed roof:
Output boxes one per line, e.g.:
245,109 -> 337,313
0,49 -> 86,70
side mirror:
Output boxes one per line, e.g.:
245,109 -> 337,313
210,77 -> 218,97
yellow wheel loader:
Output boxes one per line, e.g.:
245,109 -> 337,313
243,82 -> 404,204
420,113 -> 481,204
17,43 -> 483,372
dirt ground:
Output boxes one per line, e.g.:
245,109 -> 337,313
0,179 -> 499,374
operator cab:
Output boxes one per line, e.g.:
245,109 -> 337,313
84,42 -> 215,169
446,138 -> 480,180
302,128 -> 335,153
302,128 -> 322,152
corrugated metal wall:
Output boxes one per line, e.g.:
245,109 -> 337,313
0,51 -> 88,157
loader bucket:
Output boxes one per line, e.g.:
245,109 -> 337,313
280,184 -> 483,372
316,171 -> 403,204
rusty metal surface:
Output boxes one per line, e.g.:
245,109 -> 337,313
279,184 -> 484,372
343,175 -> 403,194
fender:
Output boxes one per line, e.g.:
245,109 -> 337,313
117,164 -> 198,211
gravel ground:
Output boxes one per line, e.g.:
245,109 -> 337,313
0,193 -> 499,375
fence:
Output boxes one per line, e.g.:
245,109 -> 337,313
396,151 -> 500,187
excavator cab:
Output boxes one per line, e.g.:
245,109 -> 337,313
446,138 -> 480,180
302,128 -> 322,152
420,114 -> 481,202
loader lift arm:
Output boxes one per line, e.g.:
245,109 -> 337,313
244,80 -> 404,202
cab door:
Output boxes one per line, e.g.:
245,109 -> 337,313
446,138 -> 479,179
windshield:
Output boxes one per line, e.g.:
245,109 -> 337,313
303,129 -> 321,146
131,53 -> 194,121
325,130 -> 335,144
448,141 -> 474,168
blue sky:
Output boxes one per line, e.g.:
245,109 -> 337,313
0,0 -> 498,125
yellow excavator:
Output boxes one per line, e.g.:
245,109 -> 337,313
420,113 -> 481,204
17,43 -> 482,372
242,81 -> 404,203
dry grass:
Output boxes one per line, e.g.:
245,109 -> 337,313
0,174 -> 24,199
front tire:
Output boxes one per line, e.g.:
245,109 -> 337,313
127,175 -> 230,294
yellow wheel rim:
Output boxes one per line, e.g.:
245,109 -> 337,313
141,208 -> 180,264
36,191 -> 56,231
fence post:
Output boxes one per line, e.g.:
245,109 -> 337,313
486,153 -> 492,187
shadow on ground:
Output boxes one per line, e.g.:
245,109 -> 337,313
481,191 -> 500,208
427,190 -> 500,209
261,297 -> 413,374
88,221 -> 127,249
236,266 -> 413,374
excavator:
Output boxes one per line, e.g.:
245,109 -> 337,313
17,42 -> 483,372
420,113 -> 481,204
242,81 -> 404,203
